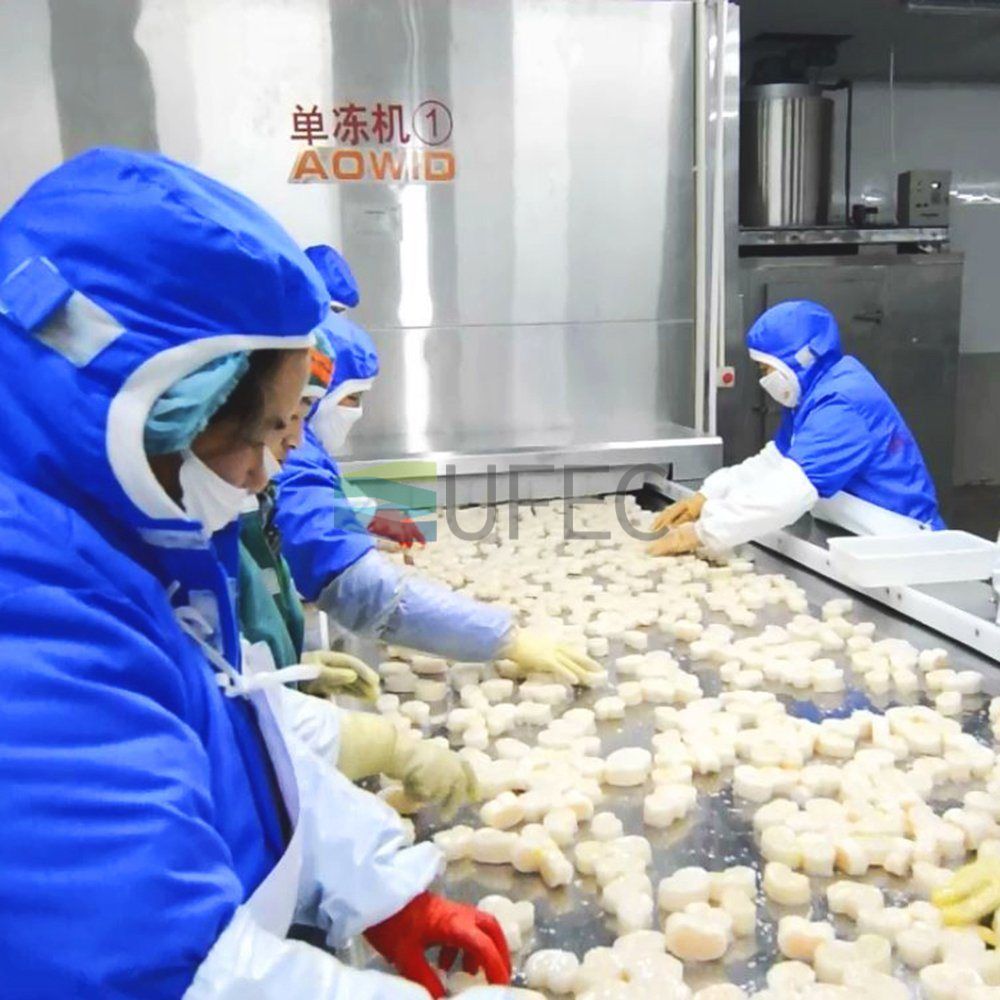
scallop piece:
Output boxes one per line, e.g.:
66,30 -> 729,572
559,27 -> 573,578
777,915 -> 835,963
763,862 -> 811,907
603,747 -> 653,787
663,904 -> 732,963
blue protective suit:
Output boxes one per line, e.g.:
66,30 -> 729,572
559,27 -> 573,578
305,243 -> 360,310
317,309 -> 380,396
750,300 -> 944,528
281,312 -> 383,562
696,300 -> 943,551
275,317 -> 513,663
0,149 -> 437,1000
276,424 -> 379,592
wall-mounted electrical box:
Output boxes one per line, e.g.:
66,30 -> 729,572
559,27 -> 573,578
897,170 -> 952,226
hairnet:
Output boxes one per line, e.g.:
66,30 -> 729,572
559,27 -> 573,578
143,351 -> 249,455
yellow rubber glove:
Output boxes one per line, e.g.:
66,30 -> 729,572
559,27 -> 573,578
301,650 -> 381,703
388,739 -> 480,818
647,521 -> 701,558
651,493 -> 706,533
338,712 -> 479,816
933,858 -> 1000,929
502,629 -> 604,687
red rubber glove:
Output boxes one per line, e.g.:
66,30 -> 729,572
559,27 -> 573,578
364,891 -> 511,999
368,508 -> 427,548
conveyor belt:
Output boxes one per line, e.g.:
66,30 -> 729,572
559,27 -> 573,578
657,480 -> 1000,664
352,500 -> 1000,996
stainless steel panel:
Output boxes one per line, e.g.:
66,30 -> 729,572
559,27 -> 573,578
326,0 -> 696,332
342,320 -> 696,459
954,352 -> 1000,486
740,83 -> 834,227
717,3 -> 744,436
342,425 -> 724,505
322,0 -> 697,460
0,0 -> 702,467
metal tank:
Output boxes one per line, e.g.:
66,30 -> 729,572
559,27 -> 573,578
740,83 -> 834,227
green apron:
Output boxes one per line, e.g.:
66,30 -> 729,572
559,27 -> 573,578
237,489 -> 305,669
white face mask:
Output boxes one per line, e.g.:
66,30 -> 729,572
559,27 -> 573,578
178,450 -> 250,534
313,400 -> 364,456
759,368 -> 801,408
263,446 -> 282,480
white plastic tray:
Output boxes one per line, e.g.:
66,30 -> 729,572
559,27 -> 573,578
827,530 -> 997,588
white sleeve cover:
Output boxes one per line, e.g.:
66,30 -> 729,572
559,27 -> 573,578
184,730 -> 441,1000
289,730 -> 443,946
277,686 -> 342,763
183,905 -> 430,1000
184,728 -> 442,1000
699,442 -> 785,501
696,453 -> 819,553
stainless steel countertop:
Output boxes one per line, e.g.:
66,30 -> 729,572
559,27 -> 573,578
739,226 -> 951,248
339,422 -> 723,484
376,525 -> 1000,996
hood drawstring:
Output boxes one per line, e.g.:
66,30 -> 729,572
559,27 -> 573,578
169,584 -> 319,698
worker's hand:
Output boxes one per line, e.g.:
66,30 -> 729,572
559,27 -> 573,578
388,737 -> 480,818
502,629 -> 604,687
647,522 -> 701,558
933,858 -> 1000,930
300,650 -> 381,703
365,892 -> 511,999
369,508 -> 427,548
337,714 -> 478,817
651,493 -> 706,533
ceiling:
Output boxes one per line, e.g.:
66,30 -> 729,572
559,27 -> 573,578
740,0 -> 1000,82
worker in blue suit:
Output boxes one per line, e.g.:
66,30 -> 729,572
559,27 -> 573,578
275,260 -> 603,685
305,242 -> 360,311
302,244 -> 428,548
237,322 -> 480,816
0,149 -> 511,1000
651,299 -> 944,556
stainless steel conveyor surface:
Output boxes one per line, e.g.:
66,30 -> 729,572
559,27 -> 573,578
659,480 -> 1000,664
348,513 -> 1000,996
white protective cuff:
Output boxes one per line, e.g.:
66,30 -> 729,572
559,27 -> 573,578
696,453 -> 818,553
183,904 -> 430,1000
288,729 -> 443,947
277,686 -> 343,763
700,442 -> 785,501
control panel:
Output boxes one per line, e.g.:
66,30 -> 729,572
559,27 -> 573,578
897,170 -> 951,227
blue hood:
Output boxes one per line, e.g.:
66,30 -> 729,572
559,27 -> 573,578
0,147 -> 328,539
0,149 -> 334,996
321,310 -> 380,399
305,243 -> 360,310
746,299 -> 843,399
